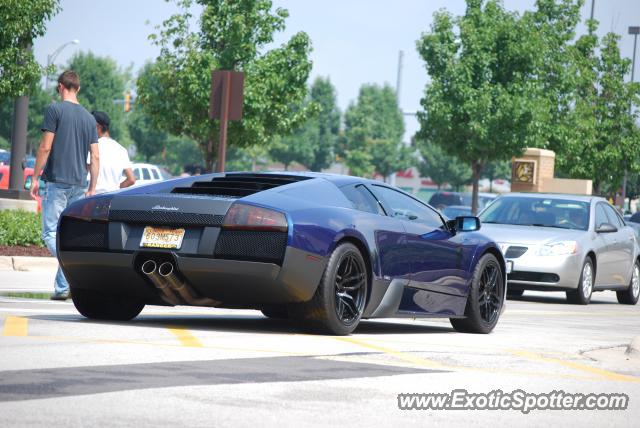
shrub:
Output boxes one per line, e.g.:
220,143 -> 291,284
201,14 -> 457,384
0,210 -> 44,247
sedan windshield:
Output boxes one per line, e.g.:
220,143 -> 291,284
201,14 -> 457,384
479,196 -> 590,231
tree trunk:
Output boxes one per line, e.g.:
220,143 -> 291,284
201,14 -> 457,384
205,136 -> 215,172
471,161 -> 482,215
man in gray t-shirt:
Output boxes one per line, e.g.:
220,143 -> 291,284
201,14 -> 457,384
30,70 -> 100,300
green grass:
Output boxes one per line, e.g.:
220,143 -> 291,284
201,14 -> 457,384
1,292 -> 51,300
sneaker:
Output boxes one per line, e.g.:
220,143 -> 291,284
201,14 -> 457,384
50,292 -> 70,301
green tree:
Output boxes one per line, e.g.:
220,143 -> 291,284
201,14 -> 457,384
159,136 -> 203,175
268,133 -> 313,171
0,0 -> 59,101
307,77 -> 340,171
268,77 -> 341,171
554,31 -> 640,193
416,0 -> 544,213
0,84 -> 51,154
524,0 -> 584,152
138,0 -> 313,171
127,105 -> 169,163
343,83 -> 408,180
417,140 -> 471,191
66,52 -> 129,140
483,160 -> 511,192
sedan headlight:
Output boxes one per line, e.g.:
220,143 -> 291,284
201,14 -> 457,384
537,241 -> 578,256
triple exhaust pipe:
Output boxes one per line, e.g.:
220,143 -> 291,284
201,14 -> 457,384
141,260 -> 220,307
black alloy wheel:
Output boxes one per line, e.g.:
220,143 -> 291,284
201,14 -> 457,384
450,253 -> 504,334
334,251 -> 367,326
291,242 -> 367,335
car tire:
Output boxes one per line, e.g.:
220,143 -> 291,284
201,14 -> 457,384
617,260 -> 640,305
506,289 -> 524,298
566,259 -> 593,305
71,287 -> 144,321
290,242 -> 367,335
450,253 -> 504,334
260,305 -> 289,319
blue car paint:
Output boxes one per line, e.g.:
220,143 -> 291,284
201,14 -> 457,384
111,172 -> 503,318
243,174 -> 503,318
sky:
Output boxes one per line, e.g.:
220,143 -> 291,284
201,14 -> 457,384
33,0 -> 640,141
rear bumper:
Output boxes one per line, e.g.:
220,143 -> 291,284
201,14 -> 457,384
58,246 -> 326,306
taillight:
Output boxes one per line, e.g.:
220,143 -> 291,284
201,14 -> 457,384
223,203 -> 287,232
63,195 -> 112,222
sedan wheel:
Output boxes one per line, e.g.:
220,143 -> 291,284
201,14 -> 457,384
617,260 -> 640,305
450,253 -> 504,334
566,259 -> 593,305
290,242 -> 367,335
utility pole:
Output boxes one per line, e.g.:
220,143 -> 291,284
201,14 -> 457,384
390,50 -> 404,186
396,50 -> 404,107
623,26 -> 639,210
7,44 -> 31,195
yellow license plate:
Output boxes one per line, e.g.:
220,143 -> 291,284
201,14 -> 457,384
140,226 -> 186,249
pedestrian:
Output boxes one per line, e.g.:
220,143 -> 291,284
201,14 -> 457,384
30,70 -> 100,301
91,111 -> 136,193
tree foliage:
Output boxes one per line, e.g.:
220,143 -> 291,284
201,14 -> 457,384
553,31 -> 640,193
0,83 -> 51,153
269,76 -> 341,171
343,83 -> 410,179
126,64 -> 170,162
138,0 -> 313,171
483,159 -> 511,192
523,0 -> 584,151
0,0 -> 59,101
66,52 -> 129,140
417,140 -> 471,191
416,0 -> 544,212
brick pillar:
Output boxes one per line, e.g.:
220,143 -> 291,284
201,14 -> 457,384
511,148 -> 556,193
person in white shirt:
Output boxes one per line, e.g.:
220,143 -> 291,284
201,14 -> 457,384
91,111 -> 135,193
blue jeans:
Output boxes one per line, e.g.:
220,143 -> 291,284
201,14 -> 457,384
42,182 -> 85,294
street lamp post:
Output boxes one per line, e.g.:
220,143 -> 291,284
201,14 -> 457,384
45,39 -> 79,90
622,27 -> 638,210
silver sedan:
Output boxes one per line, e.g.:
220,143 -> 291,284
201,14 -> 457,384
478,193 -> 639,305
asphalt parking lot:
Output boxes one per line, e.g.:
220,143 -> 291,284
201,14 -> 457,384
1,271 -> 639,427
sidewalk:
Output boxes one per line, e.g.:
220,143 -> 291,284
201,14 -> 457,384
0,257 -> 57,293
0,270 -> 55,293
0,256 -> 57,272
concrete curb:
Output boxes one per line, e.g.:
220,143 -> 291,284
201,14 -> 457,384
0,256 -> 57,272
626,336 -> 640,359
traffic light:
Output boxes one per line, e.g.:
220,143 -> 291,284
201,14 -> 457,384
124,93 -> 131,112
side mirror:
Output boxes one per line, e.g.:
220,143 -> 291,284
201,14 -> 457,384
596,223 -> 617,233
448,216 -> 481,233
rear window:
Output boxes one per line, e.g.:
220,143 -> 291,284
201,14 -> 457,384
480,196 -> 590,231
